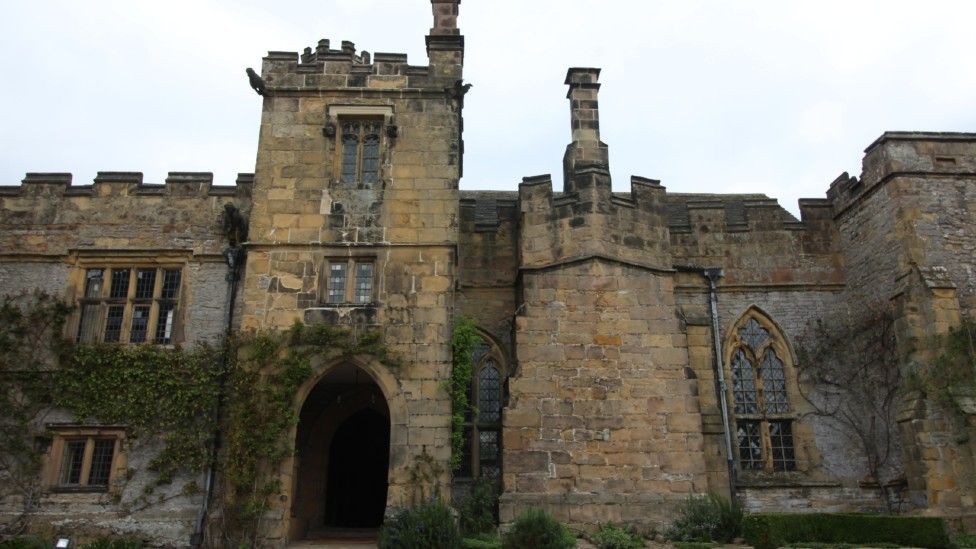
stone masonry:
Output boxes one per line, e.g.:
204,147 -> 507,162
2,1 -> 976,544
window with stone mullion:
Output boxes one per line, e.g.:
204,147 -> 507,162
730,317 -> 796,473
340,120 -> 382,186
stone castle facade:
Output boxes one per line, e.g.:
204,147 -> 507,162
2,1 -> 976,545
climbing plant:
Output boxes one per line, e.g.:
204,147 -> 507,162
216,321 -> 400,546
921,319 -> 976,414
56,343 -> 224,486
0,291 -> 72,535
449,316 -> 479,471
0,292 -> 401,542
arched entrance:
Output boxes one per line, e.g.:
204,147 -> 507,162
290,363 -> 390,540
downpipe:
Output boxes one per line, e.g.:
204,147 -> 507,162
676,265 -> 737,499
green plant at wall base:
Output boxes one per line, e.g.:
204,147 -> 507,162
501,508 -> 576,549
378,500 -> 463,549
741,513 -> 951,549
665,493 -> 742,543
458,477 -> 499,536
449,316 -> 479,471
590,523 -> 644,549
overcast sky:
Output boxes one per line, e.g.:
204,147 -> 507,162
2,1 -> 974,215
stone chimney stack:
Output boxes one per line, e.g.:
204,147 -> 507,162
563,67 -> 610,192
427,0 -> 464,77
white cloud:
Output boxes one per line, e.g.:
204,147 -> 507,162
1,0 -> 975,214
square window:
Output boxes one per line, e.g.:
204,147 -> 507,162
75,266 -> 183,345
48,429 -> 124,493
323,259 -> 375,304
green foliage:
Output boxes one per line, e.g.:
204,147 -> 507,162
672,543 -> 717,549
501,508 -> 576,549
462,533 -> 502,549
449,316 -> 479,471
79,538 -> 143,549
741,513 -> 951,549
220,322 -> 398,544
56,343 -> 224,484
956,533 -> 976,548
665,494 -> 742,543
0,536 -> 52,549
377,500 -> 462,549
0,293 -> 75,534
926,320 -> 976,412
590,523 -> 644,549
0,291 -> 400,541
458,478 -> 499,536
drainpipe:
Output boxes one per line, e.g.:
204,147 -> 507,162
676,265 -> 737,499
191,244 -> 244,547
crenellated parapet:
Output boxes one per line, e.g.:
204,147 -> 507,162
666,193 -> 843,286
829,131 -> 976,218
518,172 -> 672,271
0,172 -> 253,199
260,2 -> 463,93
0,172 -> 253,257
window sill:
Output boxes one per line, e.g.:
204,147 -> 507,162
50,485 -> 109,494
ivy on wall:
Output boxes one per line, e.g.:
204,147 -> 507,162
921,319 -> 976,416
0,292 -> 401,542
449,316 -> 479,472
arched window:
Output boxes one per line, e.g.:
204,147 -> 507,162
459,335 -> 507,480
726,312 -> 797,472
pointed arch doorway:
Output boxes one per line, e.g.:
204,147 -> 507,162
290,362 -> 390,540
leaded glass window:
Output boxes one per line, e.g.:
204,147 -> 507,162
728,312 -> 797,472
460,337 -> 507,481
75,266 -> 183,345
52,433 -> 121,491
339,119 -> 382,186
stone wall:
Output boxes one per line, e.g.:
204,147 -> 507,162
502,260 -> 702,532
0,173 -> 248,545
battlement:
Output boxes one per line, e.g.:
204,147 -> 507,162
518,173 -> 671,271
829,131 -> 976,217
260,2 -> 462,91
0,172 -> 253,199
264,40 -> 433,84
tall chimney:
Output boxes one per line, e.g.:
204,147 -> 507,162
427,0 -> 464,74
563,67 -> 609,191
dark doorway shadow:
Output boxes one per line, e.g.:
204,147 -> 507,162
324,408 -> 390,528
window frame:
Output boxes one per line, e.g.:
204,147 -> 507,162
724,311 -> 801,475
43,425 -> 126,494
338,118 -> 384,187
322,258 -> 376,305
71,262 -> 184,345
326,105 -> 394,189
458,333 -> 508,481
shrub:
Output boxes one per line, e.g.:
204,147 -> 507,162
459,478 -> 498,536
81,539 -> 143,549
741,513 -> 950,549
501,508 -> 576,549
378,500 -> 462,549
958,533 -> 976,548
0,538 -> 52,549
462,533 -> 502,549
590,523 -> 644,549
665,493 -> 742,542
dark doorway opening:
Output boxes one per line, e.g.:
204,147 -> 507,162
324,408 -> 390,527
290,363 -> 390,541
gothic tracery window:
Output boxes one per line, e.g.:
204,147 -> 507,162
340,119 -> 382,186
728,314 -> 797,472
460,337 -> 506,480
